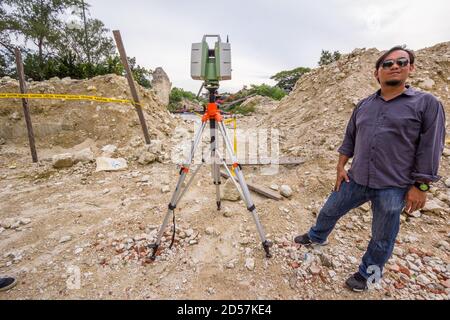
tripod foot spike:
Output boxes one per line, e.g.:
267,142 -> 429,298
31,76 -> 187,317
147,243 -> 159,261
216,201 -> 221,210
262,240 -> 273,258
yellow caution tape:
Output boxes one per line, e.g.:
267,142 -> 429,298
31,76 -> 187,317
0,93 -> 141,107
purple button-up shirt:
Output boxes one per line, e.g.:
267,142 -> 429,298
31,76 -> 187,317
338,86 -> 446,189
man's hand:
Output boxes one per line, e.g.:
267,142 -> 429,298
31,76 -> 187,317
405,187 -> 427,213
335,166 -> 350,192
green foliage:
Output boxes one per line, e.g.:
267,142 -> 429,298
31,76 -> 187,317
230,103 -> 255,115
247,83 -> 286,100
127,57 -> 152,89
168,87 -> 201,112
0,54 -> 8,77
270,66 -> 311,92
57,18 -> 115,65
0,0 -> 152,88
318,50 -> 341,66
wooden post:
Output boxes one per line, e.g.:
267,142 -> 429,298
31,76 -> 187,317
113,30 -> 151,144
14,48 -> 38,163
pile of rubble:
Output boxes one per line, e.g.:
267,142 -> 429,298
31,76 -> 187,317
260,42 -> 450,163
0,72 -> 178,149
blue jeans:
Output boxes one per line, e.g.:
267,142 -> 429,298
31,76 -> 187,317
308,178 -> 408,279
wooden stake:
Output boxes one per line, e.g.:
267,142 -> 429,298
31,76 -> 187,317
113,30 -> 151,144
14,48 -> 38,163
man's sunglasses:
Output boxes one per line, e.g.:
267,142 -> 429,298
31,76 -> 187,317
381,57 -> 410,69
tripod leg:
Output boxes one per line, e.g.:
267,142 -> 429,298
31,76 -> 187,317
210,119 -> 221,210
218,122 -> 273,258
148,121 -> 207,260
216,149 -> 245,201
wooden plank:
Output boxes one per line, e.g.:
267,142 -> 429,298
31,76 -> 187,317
220,171 -> 282,200
113,30 -> 151,144
15,48 -> 38,163
224,157 -> 305,166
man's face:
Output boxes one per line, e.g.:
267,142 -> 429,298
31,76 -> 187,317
375,50 -> 415,87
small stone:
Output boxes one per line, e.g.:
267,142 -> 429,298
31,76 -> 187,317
59,235 -> 72,243
226,261 -> 235,269
189,239 -> 198,245
416,274 -> 431,286
441,279 -> 450,289
280,185 -> 293,198
309,265 -> 322,275
360,202 -> 371,212
87,85 -> 97,91
245,258 -> 255,271
347,256 -> 358,264
11,221 -> 21,229
185,229 -> 194,237
404,235 -> 419,243
319,254 -> 333,268
205,227 -> 215,236
419,78 -> 435,90
445,178 -> 450,188
223,208 -> 232,218
0,219 -> 13,229
387,264 -> 400,272
345,223 -> 354,230
270,184 -> 279,191
393,247 -> 404,256
161,185 -> 170,193
102,188 -> 110,195
19,218 -> 32,225
9,111 -> 21,121
406,210 -> 421,218
328,270 -> 337,278
140,175 -> 150,183
101,145 -> 117,155
74,248 -> 83,255
421,200 -> 445,214
437,240 -> 450,251
138,152 -> 157,165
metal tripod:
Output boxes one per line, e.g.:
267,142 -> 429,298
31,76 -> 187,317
148,89 -> 272,259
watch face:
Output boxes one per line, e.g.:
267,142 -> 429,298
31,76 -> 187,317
419,184 -> 429,191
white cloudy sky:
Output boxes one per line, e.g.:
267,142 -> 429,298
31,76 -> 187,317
86,0 -> 449,93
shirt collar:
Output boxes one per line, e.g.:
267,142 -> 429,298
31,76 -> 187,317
376,85 -> 416,98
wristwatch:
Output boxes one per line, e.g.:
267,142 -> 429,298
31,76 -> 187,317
414,182 -> 430,192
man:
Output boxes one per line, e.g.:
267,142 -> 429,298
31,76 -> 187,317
294,46 -> 446,292
0,276 -> 17,292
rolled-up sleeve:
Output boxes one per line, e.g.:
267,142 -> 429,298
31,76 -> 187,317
337,106 -> 358,157
411,97 -> 446,183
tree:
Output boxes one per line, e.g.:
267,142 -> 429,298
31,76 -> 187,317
5,0 -> 80,61
0,5 -> 17,76
270,67 -> 311,92
318,50 -> 341,66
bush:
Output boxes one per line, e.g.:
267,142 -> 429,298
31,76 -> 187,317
168,87 -> 202,111
248,84 -> 286,100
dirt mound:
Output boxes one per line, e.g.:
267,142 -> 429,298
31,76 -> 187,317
0,74 -> 178,149
263,42 -> 450,163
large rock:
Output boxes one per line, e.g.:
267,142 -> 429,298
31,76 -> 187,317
221,179 -> 241,201
73,148 -> 94,163
52,153 -> 73,168
138,151 -> 157,165
151,67 -> 172,106
95,157 -> 128,172
421,200 -> 446,214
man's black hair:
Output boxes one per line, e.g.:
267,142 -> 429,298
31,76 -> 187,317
375,45 -> 415,70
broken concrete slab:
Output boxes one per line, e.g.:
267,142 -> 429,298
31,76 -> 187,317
95,157 -> 128,172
